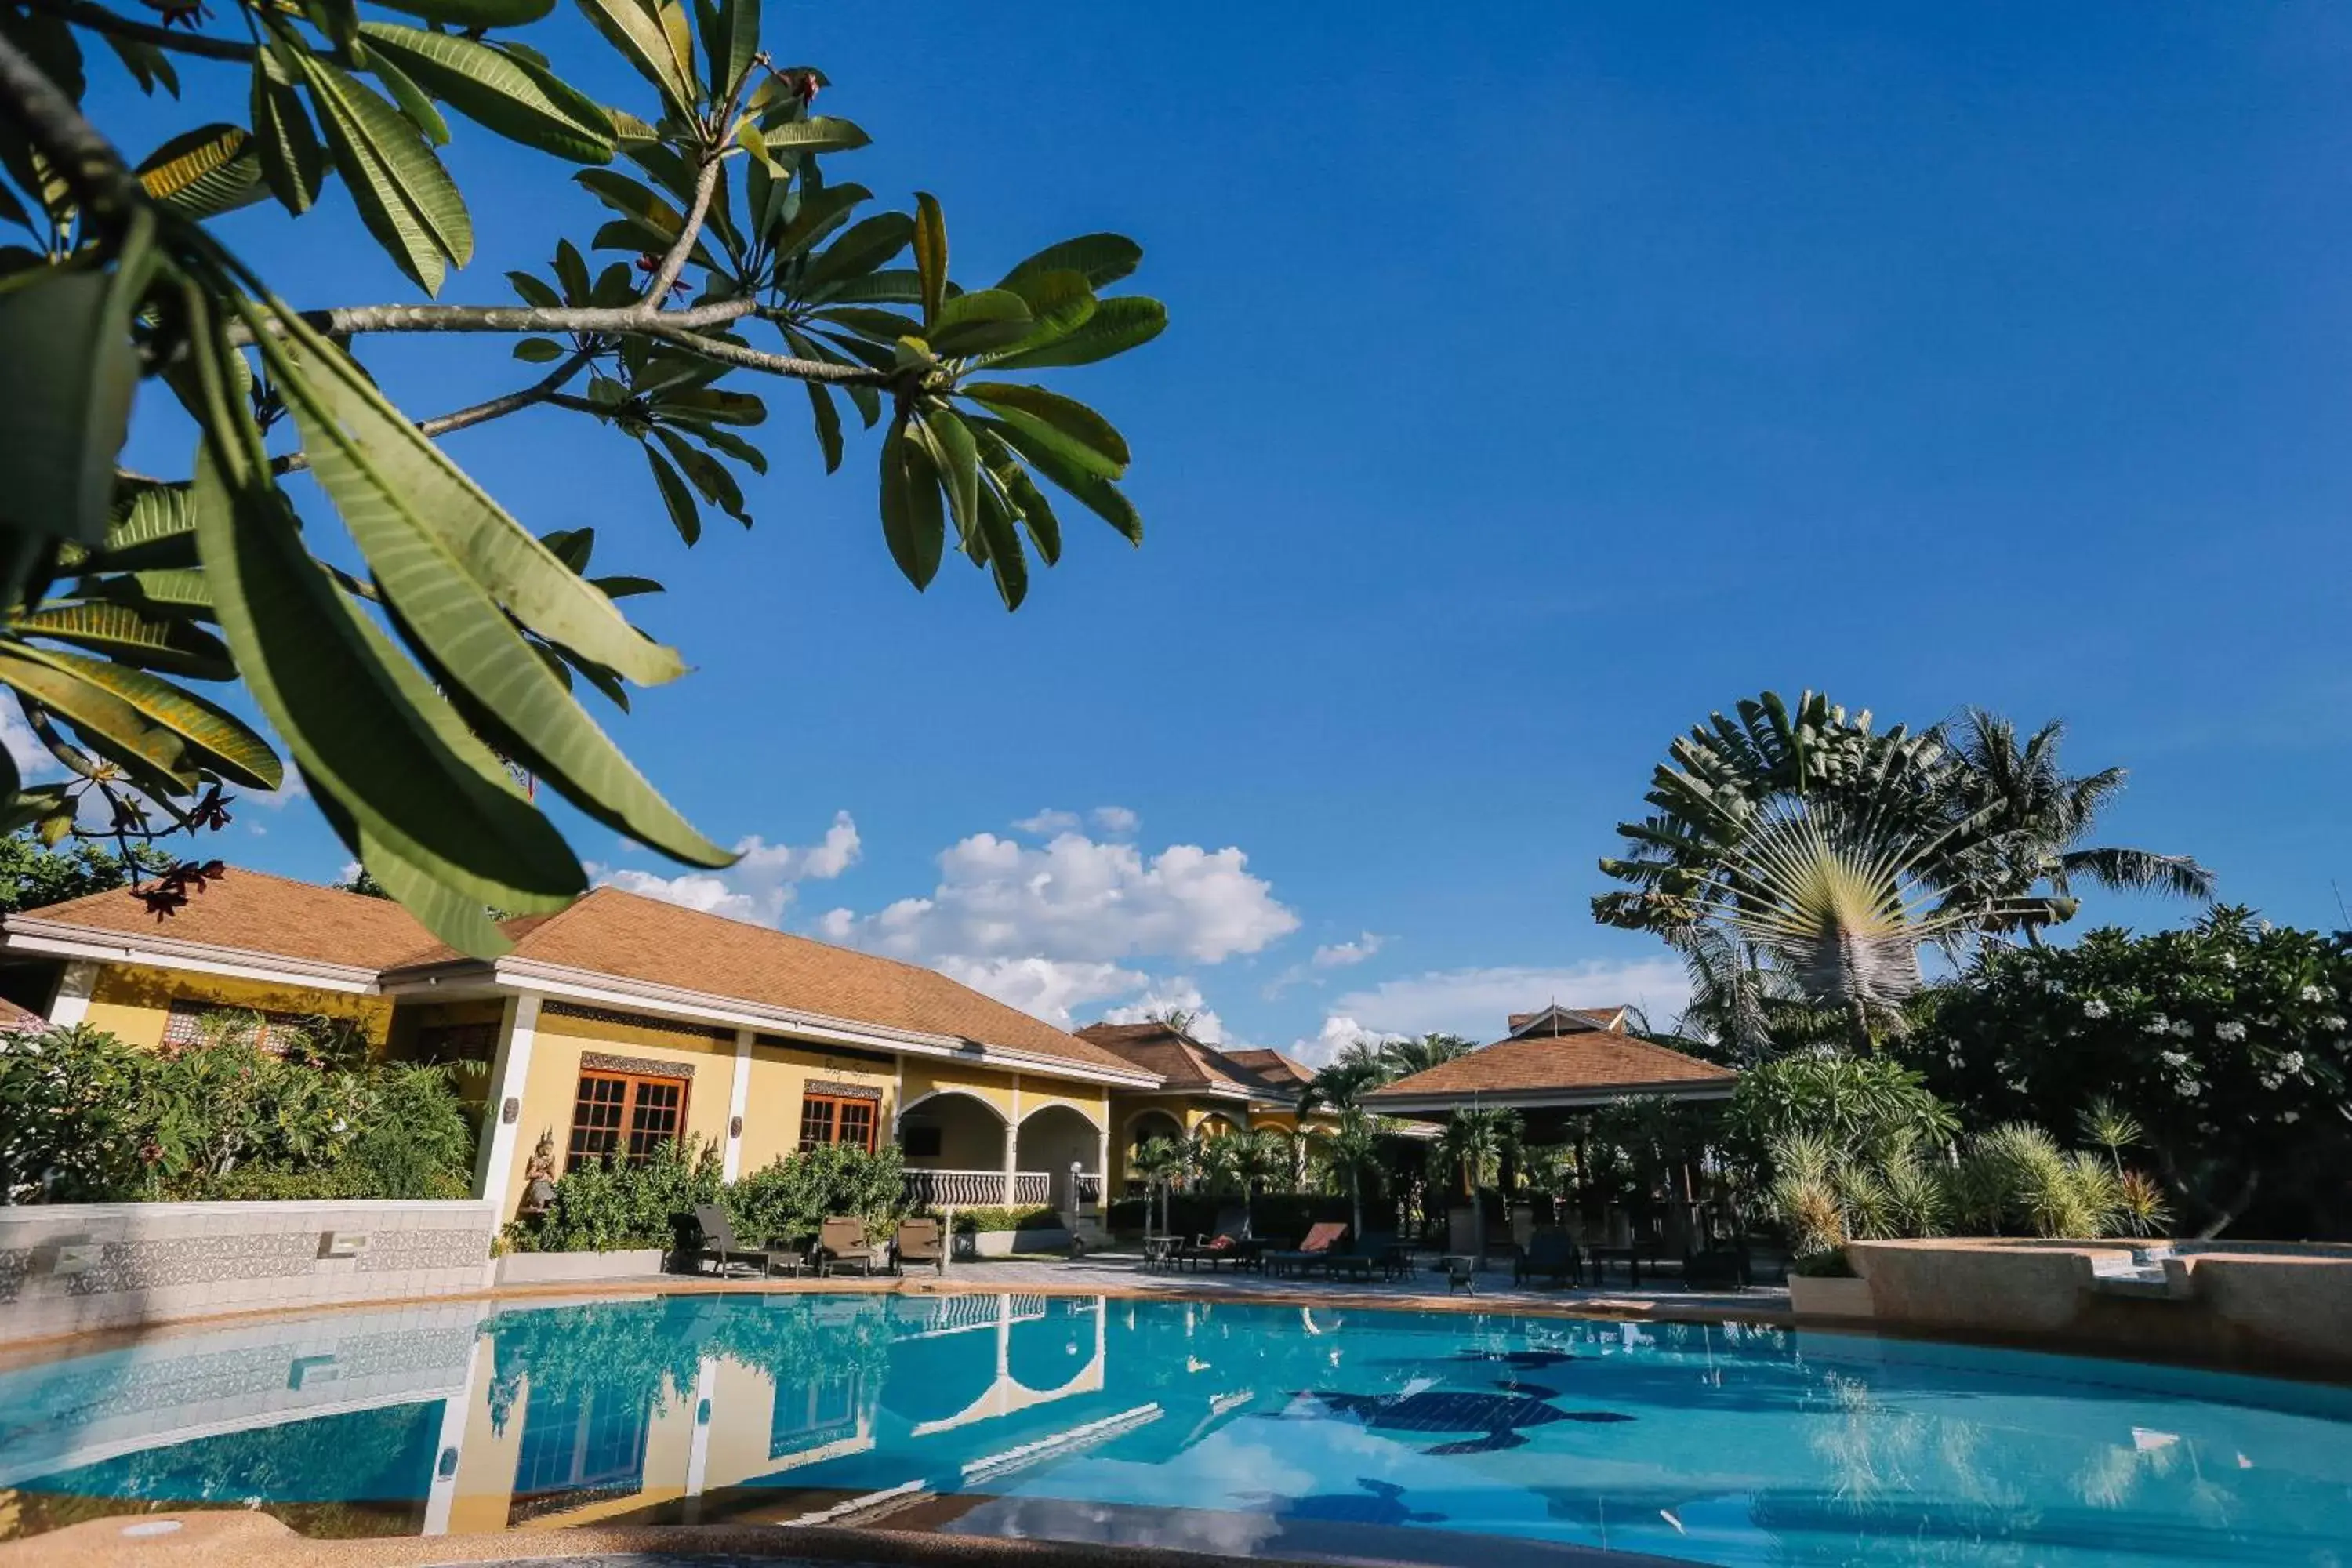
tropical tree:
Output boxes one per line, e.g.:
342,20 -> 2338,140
0,826 -> 170,913
1301,1054 -> 1387,1116
1436,1105 -> 1519,1267
1309,1106 -> 1385,1243
1373,1032 -> 1479,1079
1227,1126 -> 1294,1231
1127,1134 -> 1184,1240
1597,692 -> 2065,1050
0,0 -> 1163,954
1938,708 -> 2214,935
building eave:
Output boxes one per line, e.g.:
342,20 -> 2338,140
1362,1080 -> 1737,1114
0,918 -> 385,995
385,956 -> 1163,1090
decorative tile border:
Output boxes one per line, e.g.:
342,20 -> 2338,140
579,1049 -> 697,1080
806,1077 -> 882,1102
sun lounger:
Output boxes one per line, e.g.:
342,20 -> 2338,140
818,1216 -> 882,1276
895,1216 -> 946,1276
681,1205 -> 803,1278
1265,1221 -> 1350,1277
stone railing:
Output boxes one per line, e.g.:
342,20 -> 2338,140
901,1168 -> 1060,1209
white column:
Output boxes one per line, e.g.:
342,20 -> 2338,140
1002,1073 -> 1022,1206
1095,1117 -> 1112,1210
420,1339 -> 482,1537
474,993 -> 541,1214
722,1029 -> 754,1181
45,960 -> 98,1028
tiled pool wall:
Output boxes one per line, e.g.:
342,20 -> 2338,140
0,1201 -> 498,1344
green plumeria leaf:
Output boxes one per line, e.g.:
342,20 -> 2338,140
960,382 -> 1128,471
9,601 -> 234,681
981,295 -> 1166,371
294,53 -> 472,292
913,190 -> 946,328
359,23 -> 616,164
135,124 -> 267,220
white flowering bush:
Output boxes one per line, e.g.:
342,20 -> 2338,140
1900,908 -> 2352,1238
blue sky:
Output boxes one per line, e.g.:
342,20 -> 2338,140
49,2 -> 2352,1056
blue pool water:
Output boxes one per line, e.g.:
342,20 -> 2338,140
5,1292 -> 2351,1563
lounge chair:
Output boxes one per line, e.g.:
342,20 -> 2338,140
1265,1221 -> 1349,1278
895,1216 -> 946,1276
1515,1230 -> 1581,1288
681,1205 -> 803,1278
1187,1232 -> 1251,1272
1353,1230 -> 1412,1280
818,1216 -> 882,1276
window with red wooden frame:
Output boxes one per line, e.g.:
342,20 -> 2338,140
797,1092 -> 877,1153
565,1071 -> 688,1170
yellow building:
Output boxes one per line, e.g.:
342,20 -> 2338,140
1072,1022 -> 1334,1192
0,869 -> 1163,1221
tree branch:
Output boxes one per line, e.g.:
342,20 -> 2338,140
268,347 -> 599,475
20,0 -> 259,63
0,22 -> 147,226
642,154 -> 721,307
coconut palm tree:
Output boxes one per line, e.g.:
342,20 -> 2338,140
1438,1106 -> 1520,1268
1301,1055 -> 1388,1116
1312,1109 -> 1387,1243
1938,709 -> 2214,935
1377,1033 -> 1479,1080
1229,1128 -> 1297,1232
1129,1135 -> 1185,1240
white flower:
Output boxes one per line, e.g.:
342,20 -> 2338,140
2144,1015 -> 2172,1035
2259,1074 -> 2283,1091
2082,999 -> 2111,1020
2170,1020 -> 2195,1039
2319,1018 -> 2343,1034
2215,1022 -> 2246,1043
2280,1051 -> 2307,1075
2281,1111 -> 2302,1125
329,1118 -> 347,1134
2300,985 -> 2328,1003
2221,953 -> 2238,971
2159,1051 -> 2190,1069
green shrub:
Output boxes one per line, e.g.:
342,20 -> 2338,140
948,1205 -> 1060,1235
0,1019 -> 477,1203
507,1136 -> 723,1254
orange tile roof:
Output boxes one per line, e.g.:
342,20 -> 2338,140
1506,1006 -> 1628,1034
463,887 -> 1142,1076
1363,1028 -> 1734,1105
1221,1047 -> 1314,1088
9,868 -> 441,971
10,870 -> 1142,1080
1075,1022 -> 1297,1098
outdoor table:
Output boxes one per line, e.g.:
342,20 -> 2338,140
1141,1235 -> 1182,1272
1587,1244 -> 1655,1287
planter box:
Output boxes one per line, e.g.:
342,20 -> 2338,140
1788,1273 -> 1875,1319
495,1248 -> 666,1287
961,1228 -> 1071,1258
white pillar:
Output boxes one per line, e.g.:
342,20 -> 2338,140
474,993 -> 541,1214
1096,1119 -> 1112,1210
45,960 -> 98,1028
722,1029 -> 754,1181
1003,1073 -> 1022,1206
420,1338 -> 482,1537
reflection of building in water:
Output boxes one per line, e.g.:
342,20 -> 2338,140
454,1292 -> 1111,1532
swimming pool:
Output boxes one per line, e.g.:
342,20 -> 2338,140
5,1292 -> 2350,1563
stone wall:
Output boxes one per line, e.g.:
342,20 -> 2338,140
1847,1237 -> 2352,1378
0,1200 -> 497,1344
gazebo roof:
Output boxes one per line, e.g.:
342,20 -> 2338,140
1361,1014 -> 1735,1114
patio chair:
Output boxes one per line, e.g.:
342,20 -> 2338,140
1265,1221 -> 1350,1278
895,1216 -> 946,1276
681,1205 -> 803,1278
1353,1231 -> 1413,1281
818,1216 -> 882,1277
1515,1230 -> 1581,1289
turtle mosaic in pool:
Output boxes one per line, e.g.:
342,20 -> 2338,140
5,1293 -> 2352,1565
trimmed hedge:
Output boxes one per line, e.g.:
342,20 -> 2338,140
948,1205 -> 1061,1235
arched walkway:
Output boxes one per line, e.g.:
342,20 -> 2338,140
898,1090 -> 1009,1208
1018,1102 -> 1102,1211
1121,1109 -> 1185,1193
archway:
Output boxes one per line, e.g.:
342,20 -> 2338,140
1122,1108 -> 1184,1191
1018,1102 -> 1102,1211
897,1090 -> 1007,1209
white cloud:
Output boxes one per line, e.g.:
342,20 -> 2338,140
1012,808 -> 1083,836
1091,805 -> 1139,835
1288,1012 -> 1406,1067
1326,958 -> 1692,1041
1312,932 -> 1386,968
1100,978 -> 1229,1044
0,705 -> 58,782
935,956 -> 1147,1026
597,810 -> 861,927
825,830 -> 1297,967
242,768 -> 309,810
